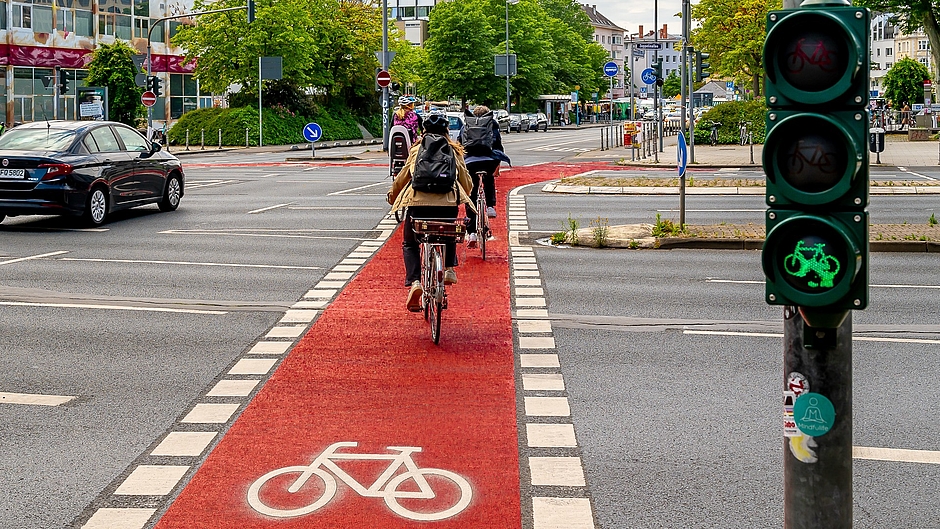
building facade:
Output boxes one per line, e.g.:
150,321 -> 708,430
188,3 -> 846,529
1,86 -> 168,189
581,3 -> 625,98
626,25 -> 680,100
0,0 -> 208,128
869,13 -> 896,97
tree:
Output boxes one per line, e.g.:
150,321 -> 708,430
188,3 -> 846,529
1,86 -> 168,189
662,71 -> 681,98
691,0 -> 781,97
856,0 -> 940,81
882,57 -> 932,108
85,41 -> 142,127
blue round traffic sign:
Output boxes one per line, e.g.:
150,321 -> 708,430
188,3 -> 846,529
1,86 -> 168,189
302,122 -> 322,143
641,68 -> 657,85
603,61 -> 619,77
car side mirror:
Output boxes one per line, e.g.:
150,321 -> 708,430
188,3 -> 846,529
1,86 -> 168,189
150,141 -> 162,153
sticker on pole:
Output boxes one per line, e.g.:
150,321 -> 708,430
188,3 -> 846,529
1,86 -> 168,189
302,122 -> 323,143
793,392 -> 835,437
677,132 -> 688,176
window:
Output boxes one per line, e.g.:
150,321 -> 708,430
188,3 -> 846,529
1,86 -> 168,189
83,135 -> 99,153
75,9 -> 93,35
32,4 -> 51,32
876,48 -> 880,57
90,127 -> 121,152
0,1 -> 7,29
886,47 -> 892,56
920,57 -> 929,66
114,126 -> 149,152
134,17 -> 148,38
416,6 -> 429,17
13,4 -> 31,28
401,6 -> 414,17
919,39 -> 929,50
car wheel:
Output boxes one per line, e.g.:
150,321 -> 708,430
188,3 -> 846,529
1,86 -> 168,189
83,186 -> 108,226
159,174 -> 182,212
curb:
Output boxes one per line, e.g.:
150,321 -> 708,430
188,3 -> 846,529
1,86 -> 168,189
542,183 -> 940,196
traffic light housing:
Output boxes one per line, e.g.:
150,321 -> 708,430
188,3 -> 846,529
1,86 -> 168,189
651,58 -> 663,81
695,51 -> 710,82
761,4 -> 870,327
58,69 -> 70,93
247,0 -> 255,23
148,75 -> 163,98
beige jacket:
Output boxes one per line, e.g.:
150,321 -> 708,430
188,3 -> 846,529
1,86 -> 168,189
387,141 -> 475,213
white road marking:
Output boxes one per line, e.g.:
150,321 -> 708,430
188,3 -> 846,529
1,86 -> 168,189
900,168 -> 938,181
684,330 -> 940,344
0,250 -> 69,266
59,257 -> 321,271
248,203 -> 292,214
159,229 -> 368,242
0,301 -> 226,315
658,209 -> 766,212
328,181 -> 387,196
186,179 -> 238,189
0,391 -> 77,406
707,278 -> 940,290
854,446 -> 940,464
288,206 -> 386,210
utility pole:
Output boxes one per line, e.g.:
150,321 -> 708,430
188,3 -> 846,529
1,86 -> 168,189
381,0 -> 390,151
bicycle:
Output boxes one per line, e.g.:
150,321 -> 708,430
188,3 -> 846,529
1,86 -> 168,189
709,121 -> 722,146
786,38 -> 835,73
471,170 -> 492,260
739,121 -> 752,146
787,139 -> 837,175
413,217 -> 465,344
247,441 -> 473,521
783,240 -> 840,288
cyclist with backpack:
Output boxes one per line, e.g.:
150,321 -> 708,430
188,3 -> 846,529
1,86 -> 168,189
458,105 -> 511,247
393,96 -> 421,143
387,111 -> 474,312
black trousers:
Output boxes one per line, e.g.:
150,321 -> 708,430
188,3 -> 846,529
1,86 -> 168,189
465,159 -> 499,234
402,205 -> 459,285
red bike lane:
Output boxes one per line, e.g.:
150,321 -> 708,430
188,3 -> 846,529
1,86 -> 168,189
153,163 -> 608,528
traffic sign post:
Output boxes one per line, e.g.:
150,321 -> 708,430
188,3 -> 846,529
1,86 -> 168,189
303,122 -> 322,158
762,4 -> 869,528
677,132 -> 688,226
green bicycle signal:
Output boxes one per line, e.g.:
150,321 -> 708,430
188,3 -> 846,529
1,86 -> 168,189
783,239 -> 841,289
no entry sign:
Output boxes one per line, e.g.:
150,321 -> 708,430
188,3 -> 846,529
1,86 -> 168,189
141,91 -> 157,107
376,70 -> 391,88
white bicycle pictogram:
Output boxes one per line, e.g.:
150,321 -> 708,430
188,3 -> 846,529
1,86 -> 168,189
247,441 -> 473,521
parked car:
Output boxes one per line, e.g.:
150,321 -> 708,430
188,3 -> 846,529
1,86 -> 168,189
508,113 -> 531,132
493,109 -> 511,132
527,112 -> 549,132
444,112 -> 465,141
0,120 -> 184,226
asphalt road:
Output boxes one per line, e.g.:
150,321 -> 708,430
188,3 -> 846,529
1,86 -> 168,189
4,125 -> 940,528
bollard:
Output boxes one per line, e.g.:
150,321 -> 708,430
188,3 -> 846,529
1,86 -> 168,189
218,129 -> 222,149
600,127 -> 605,151
246,128 -> 249,148
185,129 -> 190,151
200,128 -> 205,150
750,134 -> 755,165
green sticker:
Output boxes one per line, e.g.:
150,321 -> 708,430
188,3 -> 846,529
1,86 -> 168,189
793,392 -> 836,436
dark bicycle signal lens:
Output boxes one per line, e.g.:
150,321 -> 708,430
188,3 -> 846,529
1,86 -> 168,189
777,27 -> 849,93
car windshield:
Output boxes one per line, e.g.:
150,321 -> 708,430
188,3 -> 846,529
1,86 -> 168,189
0,127 -> 76,151
448,116 -> 462,130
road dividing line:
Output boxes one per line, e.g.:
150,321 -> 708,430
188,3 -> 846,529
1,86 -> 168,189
59,257 -> 321,271
853,446 -> 940,464
684,330 -> 940,344
0,391 -> 76,406
248,203 -> 291,214
327,181 -> 387,195
0,250 -> 68,266
707,279 -> 940,290
0,301 -> 226,315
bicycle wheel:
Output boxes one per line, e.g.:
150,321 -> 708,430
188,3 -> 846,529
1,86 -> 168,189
246,466 -> 337,518
383,468 -> 474,521
421,243 -> 430,321
477,192 -> 488,260
783,253 -> 804,276
429,247 -> 444,344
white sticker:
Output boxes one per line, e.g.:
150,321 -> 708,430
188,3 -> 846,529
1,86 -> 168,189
787,372 -> 810,397
783,390 -> 799,437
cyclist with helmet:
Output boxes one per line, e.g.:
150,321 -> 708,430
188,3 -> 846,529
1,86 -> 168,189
458,105 -> 511,247
387,111 -> 474,311
393,96 -> 420,143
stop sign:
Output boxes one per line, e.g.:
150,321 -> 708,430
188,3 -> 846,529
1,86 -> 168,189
376,70 -> 391,88
141,90 -> 157,107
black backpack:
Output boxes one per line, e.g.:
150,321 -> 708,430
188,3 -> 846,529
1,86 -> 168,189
411,133 -> 457,194
461,114 -> 495,156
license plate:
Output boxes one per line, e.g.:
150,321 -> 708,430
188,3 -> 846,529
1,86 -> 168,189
0,168 -> 26,179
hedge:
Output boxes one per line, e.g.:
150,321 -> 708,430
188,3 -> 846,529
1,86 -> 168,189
694,100 -> 767,145
167,105 -> 375,146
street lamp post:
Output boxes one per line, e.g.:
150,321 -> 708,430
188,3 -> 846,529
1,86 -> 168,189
505,0 -> 518,113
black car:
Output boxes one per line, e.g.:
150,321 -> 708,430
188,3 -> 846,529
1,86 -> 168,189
527,112 -> 549,132
508,113 -> 531,132
0,120 -> 183,226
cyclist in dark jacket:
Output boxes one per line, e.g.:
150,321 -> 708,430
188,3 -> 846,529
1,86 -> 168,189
457,105 -> 511,247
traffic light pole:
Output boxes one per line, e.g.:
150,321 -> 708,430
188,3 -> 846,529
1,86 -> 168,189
784,308 -> 853,529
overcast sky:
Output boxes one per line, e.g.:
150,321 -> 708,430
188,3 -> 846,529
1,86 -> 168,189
585,0 -> 685,37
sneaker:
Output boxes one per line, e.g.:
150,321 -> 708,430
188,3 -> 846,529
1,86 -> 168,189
444,268 -> 457,285
467,233 -> 478,248
486,206 -> 497,218
406,281 -> 423,312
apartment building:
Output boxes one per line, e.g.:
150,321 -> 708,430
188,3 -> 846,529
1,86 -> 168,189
581,3 -> 625,98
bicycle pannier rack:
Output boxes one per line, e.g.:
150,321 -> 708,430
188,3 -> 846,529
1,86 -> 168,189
412,219 -> 466,243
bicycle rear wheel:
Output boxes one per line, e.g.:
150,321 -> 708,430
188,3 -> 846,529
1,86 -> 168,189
477,192 -> 488,261
429,247 -> 444,344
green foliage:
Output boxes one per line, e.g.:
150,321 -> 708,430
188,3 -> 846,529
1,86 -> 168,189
167,105 -> 370,146
930,213 -> 938,226
856,0 -> 940,79
882,57 -> 932,108
694,100 -> 767,145
590,217 -> 609,248
662,71 -> 681,98
691,0 -> 781,96
84,41 -> 142,127
651,213 -> 686,237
